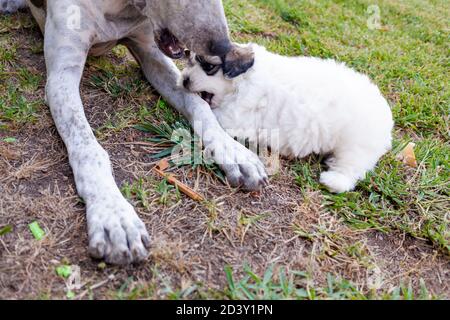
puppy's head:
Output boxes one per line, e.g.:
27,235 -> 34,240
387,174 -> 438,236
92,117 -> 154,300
181,44 -> 254,108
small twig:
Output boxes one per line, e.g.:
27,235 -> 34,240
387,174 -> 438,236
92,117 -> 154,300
75,275 -> 115,300
0,238 -> 11,254
153,159 -> 205,202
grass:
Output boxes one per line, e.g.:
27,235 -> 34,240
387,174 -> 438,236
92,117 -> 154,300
223,264 -> 437,300
0,0 -> 448,300
136,100 -> 227,183
109,263 -> 438,300
89,70 -> 147,100
0,85 -> 41,123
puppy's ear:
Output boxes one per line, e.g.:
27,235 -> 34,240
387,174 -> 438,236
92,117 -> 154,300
222,44 -> 255,79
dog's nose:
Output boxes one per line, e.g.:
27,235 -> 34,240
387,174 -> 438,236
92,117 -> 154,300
209,39 -> 231,56
183,77 -> 190,89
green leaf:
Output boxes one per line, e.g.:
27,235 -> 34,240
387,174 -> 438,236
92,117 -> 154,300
0,225 -> 13,236
66,290 -> 75,299
224,265 -> 236,293
149,147 -> 174,159
262,264 -> 274,286
295,288 -> 310,299
238,283 -> 256,300
56,265 -> 72,278
28,221 -> 45,240
244,263 -> 262,284
3,137 -> 16,143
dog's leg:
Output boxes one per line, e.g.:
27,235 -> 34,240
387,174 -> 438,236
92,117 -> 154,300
320,148 -> 380,193
44,16 -> 150,265
124,35 -> 268,190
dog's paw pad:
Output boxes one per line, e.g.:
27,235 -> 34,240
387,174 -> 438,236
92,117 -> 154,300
320,171 -> 355,193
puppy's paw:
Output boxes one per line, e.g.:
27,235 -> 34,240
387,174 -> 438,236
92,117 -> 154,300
320,171 -> 355,193
206,138 -> 269,191
86,196 -> 150,265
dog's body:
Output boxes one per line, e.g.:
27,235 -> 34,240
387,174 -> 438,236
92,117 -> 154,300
1,0 -> 268,265
182,44 -> 394,192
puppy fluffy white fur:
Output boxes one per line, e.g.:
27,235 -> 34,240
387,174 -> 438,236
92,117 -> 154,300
181,43 -> 394,193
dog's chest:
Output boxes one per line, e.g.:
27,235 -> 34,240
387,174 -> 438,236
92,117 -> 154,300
102,2 -> 147,30
91,6 -> 148,55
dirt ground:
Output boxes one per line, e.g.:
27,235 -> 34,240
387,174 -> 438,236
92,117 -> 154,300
0,12 -> 449,300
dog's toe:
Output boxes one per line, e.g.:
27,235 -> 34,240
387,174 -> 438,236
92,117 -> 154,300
88,238 -> 106,259
238,163 -> 265,190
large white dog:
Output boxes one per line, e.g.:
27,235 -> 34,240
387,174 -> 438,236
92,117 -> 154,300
182,43 -> 394,193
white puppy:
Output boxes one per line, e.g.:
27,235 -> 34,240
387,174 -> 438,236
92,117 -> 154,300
181,44 -> 394,193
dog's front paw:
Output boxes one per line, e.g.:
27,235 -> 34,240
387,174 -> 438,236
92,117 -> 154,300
207,138 -> 269,191
86,196 -> 150,265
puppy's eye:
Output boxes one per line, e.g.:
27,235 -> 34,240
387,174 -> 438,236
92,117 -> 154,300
202,63 -> 220,75
196,55 -> 221,76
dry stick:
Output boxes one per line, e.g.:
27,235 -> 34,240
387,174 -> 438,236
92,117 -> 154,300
153,159 -> 205,202
75,276 -> 115,300
0,238 -> 11,254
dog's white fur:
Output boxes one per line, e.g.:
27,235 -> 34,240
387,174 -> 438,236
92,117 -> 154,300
182,43 -> 394,192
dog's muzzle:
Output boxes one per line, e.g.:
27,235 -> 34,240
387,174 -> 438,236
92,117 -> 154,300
182,77 -> 215,107
155,29 -> 185,59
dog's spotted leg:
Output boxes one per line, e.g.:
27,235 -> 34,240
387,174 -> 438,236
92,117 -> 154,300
44,9 -> 150,265
123,34 -> 268,191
